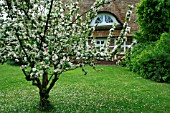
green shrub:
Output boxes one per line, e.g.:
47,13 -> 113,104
123,0 -> 170,83
135,0 -> 170,43
129,32 -> 170,83
120,42 -> 153,68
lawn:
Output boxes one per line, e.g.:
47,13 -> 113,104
0,64 -> 170,113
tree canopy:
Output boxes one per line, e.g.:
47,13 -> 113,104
135,0 -> 170,43
0,0 -> 133,107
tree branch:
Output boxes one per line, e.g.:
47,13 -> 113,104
5,0 -> 12,10
15,31 -> 30,61
21,68 -> 28,77
47,75 -> 59,93
20,8 -> 31,20
24,73 -> 42,89
20,7 -> 44,46
15,29 -> 35,68
32,78 -> 41,89
48,74 -> 53,84
40,0 -> 54,49
68,1 -> 111,26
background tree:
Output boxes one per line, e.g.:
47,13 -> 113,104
0,0 -> 133,107
135,0 -> 170,43
122,0 -> 170,83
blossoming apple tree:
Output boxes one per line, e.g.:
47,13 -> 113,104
0,0 -> 133,107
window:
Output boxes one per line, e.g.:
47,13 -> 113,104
90,13 -> 120,26
105,15 -> 113,23
95,15 -> 103,23
95,39 -> 106,47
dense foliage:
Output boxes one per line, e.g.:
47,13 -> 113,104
122,0 -> 170,83
0,0 -> 133,108
126,32 -> 170,83
135,0 -> 170,43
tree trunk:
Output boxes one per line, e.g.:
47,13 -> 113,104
39,71 -> 49,107
38,71 -> 59,108
39,89 -> 50,107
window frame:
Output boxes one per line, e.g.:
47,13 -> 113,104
90,13 -> 120,26
95,39 -> 107,47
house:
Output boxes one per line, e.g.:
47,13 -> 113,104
78,0 -> 140,64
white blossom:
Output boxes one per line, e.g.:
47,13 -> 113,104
15,59 -> 19,62
32,68 -> 36,72
0,0 -> 133,99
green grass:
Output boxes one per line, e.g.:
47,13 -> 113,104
0,64 -> 170,113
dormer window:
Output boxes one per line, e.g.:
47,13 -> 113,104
105,15 -> 113,23
90,13 -> 120,26
95,15 -> 103,23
